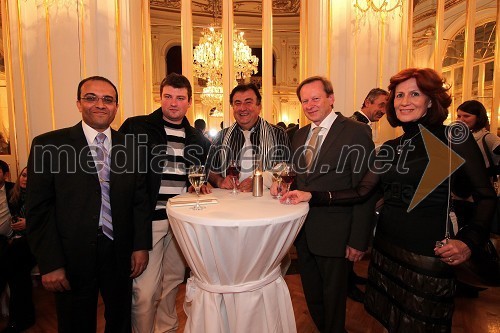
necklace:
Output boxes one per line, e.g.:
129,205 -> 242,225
396,131 -> 421,155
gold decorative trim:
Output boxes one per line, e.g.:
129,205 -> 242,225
141,0 -> 147,115
15,0 -> 30,156
378,20 -> 385,87
115,0 -> 123,124
44,2 -> 56,130
3,0 -> 20,168
353,0 -> 358,109
326,0 -> 330,77
78,1 -> 86,78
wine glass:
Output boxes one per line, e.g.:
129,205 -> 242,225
188,165 -> 206,210
271,162 -> 286,199
227,160 -> 240,195
280,164 -> 297,205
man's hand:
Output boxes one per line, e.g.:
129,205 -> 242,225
42,268 -> 71,292
219,176 -> 236,189
238,177 -> 253,192
345,246 -> 365,262
188,183 -> 213,194
199,183 -> 213,194
130,250 -> 149,278
11,217 -> 26,231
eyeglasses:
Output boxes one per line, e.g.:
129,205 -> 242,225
81,95 -> 116,105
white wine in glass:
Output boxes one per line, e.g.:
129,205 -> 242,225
188,165 -> 206,210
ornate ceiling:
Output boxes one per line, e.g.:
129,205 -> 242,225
150,0 -> 300,17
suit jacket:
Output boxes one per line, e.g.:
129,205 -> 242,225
293,113 -> 375,256
26,122 -> 151,277
350,111 -> 370,124
119,109 -> 211,220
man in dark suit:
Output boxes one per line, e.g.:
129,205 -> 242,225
350,88 -> 389,126
26,76 -> 151,333
292,76 -> 375,332
347,87 -> 388,303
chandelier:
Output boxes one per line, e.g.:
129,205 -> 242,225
193,26 -> 259,84
193,26 -> 259,112
353,0 -> 403,22
201,80 -> 224,112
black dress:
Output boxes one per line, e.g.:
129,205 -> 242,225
309,122 -> 496,332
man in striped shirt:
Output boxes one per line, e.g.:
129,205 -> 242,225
120,73 -> 210,333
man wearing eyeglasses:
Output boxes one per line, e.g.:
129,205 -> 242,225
120,73 -> 210,333
206,83 -> 290,191
26,76 -> 151,332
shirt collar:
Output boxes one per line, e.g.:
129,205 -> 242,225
81,121 -> 112,146
359,110 -> 372,126
311,110 -> 337,133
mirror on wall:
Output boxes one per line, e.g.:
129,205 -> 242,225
150,0 -> 182,109
412,0 -> 497,126
149,0 -> 302,135
272,1 -> 300,130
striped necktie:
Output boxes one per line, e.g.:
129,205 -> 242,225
95,133 -> 113,240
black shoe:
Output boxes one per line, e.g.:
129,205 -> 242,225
348,286 -> 365,303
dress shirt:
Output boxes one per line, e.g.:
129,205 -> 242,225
307,111 -> 337,150
358,110 -> 372,127
82,121 -> 112,151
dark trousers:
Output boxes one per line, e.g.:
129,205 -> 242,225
5,236 -> 37,328
55,234 -> 132,333
295,231 -> 348,333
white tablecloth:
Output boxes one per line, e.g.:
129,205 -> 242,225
167,189 -> 309,333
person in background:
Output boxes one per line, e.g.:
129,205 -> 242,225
455,99 -> 500,230
207,83 -> 290,191
280,68 -> 496,332
346,87 -> 389,304
276,121 -> 287,130
2,167 -> 37,333
285,122 -> 299,142
0,160 -> 14,330
350,88 -> 389,126
194,118 -> 213,144
454,99 -> 500,297
278,76 -> 375,332
457,100 -> 500,176
0,160 -> 13,239
120,73 -> 210,333
26,76 -> 150,332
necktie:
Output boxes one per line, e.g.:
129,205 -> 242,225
95,133 -> 113,240
239,130 -> 254,181
305,127 -> 322,172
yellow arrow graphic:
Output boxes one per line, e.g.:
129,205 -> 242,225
407,124 -> 465,212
